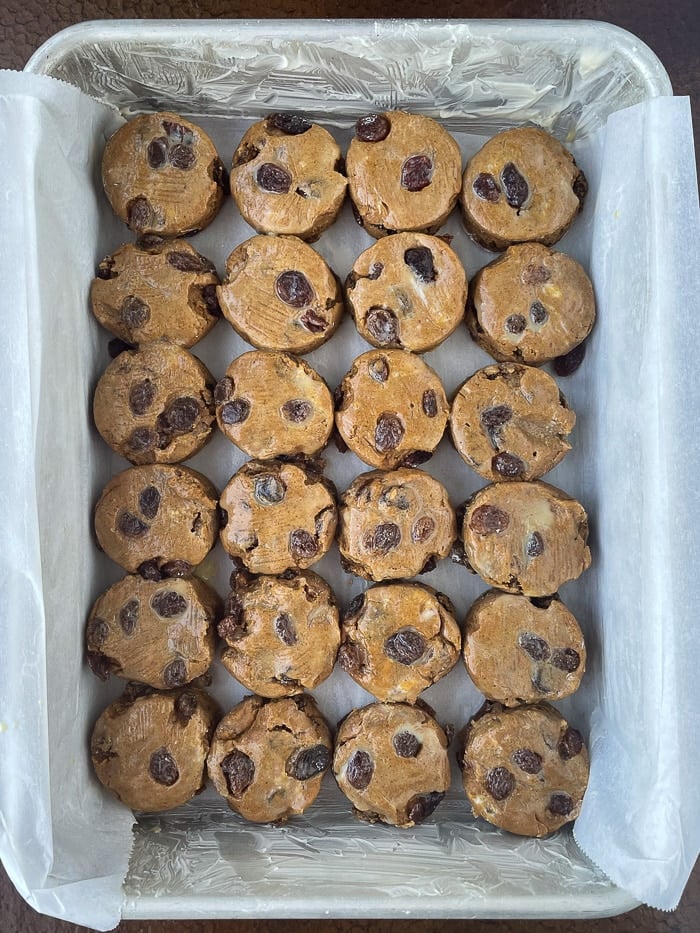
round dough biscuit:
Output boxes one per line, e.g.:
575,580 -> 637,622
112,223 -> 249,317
93,340 -> 215,465
460,127 -> 587,251
347,111 -> 462,238
215,350 -> 333,459
207,693 -> 332,823
335,349 -> 449,470
230,113 -> 347,240
102,112 -> 226,236
333,702 -> 450,827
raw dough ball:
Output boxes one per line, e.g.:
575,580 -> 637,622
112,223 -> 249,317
335,349 -> 449,469
347,111 -> 462,238
449,362 -> 575,482
339,582 -> 461,703
215,350 -> 333,459
90,685 -> 220,812
460,127 -> 587,251
219,460 -> 337,574
460,702 -> 589,836
217,235 -> 344,353
90,236 -> 221,348
207,693 -> 332,823
345,232 -> 467,352
463,589 -> 586,706
93,339 -> 215,465
467,243 -> 595,364
338,468 -> 456,581
219,570 -> 340,697
94,464 -> 219,578
102,111 -> 226,236
86,573 -> 221,689
333,701 -> 450,827
461,481 -> 591,596
230,113 -> 347,240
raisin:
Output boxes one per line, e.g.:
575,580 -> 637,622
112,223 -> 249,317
164,397 -> 200,432
401,155 -> 433,192
372,522 -> 401,553
355,113 -> 390,142
274,612 -> 297,646
500,163 -> 529,209
299,310 -> 328,333
551,647 -> 581,672
346,750 -> 373,789
201,284 -> 221,316
119,599 -> 139,635
393,732 -> 422,758
505,314 -> 527,334
138,485 -> 161,520
526,531 -> 545,557
96,257 -> 117,280
218,505 -> 229,528
402,450 -> 432,468
233,142 -> 260,166
345,593 -> 366,618
220,398 -> 250,424
163,658 -> 187,687
128,427 -> 156,452
174,689 -> 198,724
368,357 -> 389,383
136,234 -> 165,252
548,792 -> 575,817
368,262 -> 384,280
151,590 -> 187,618
522,264 -> 551,285
485,766 -> 515,801
529,300 -> 548,325
553,342 -> 586,377
374,414 -> 404,453
289,529 -> 318,561
469,504 -> 510,534
421,389 -> 438,418
379,485 -> 410,511
161,560 -> 192,578
254,475 -> 286,505
286,744 -> 330,781
573,170 -> 588,205
493,452 -> 526,478
481,405 -> 512,431
87,651 -> 116,681
147,137 -> 168,169
221,750 -> 255,797
214,377 -> 233,405
411,516 -> 435,543
256,163 -> 292,194
212,158 -> 230,193
121,296 -> 150,330
127,196 -> 154,232
87,617 -> 109,646
149,748 -> 179,786
512,748 -> 543,774
167,251 -> 215,274
282,399 -> 312,423
168,144 -> 196,170
162,120 -> 193,144
268,112 -> 312,135
558,727 -> 584,759
138,559 -> 162,580
384,628 -> 426,664
118,511 -> 149,537
407,791 -> 444,824
404,246 -> 436,283
275,270 -> 314,308
129,379 -> 157,415
472,173 -> 500,202
366,307 -> 399,344
518,631 -> 551,661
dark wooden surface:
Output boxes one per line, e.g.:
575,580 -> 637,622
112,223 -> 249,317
0,1 -> 698,931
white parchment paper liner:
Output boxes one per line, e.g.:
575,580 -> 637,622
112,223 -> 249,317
0,67 -> 698,928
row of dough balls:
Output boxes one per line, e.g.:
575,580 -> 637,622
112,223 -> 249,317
90,232 -> 595,360
93,343 -> 577,482
86,572 -> 585,708
90,686 -> 589,837
101,110 -> 586,250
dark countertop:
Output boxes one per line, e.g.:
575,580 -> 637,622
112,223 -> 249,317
0,2 -> 698,931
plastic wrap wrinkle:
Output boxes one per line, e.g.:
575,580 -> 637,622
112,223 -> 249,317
0,39 -> 697,926
573,95 -> 700,912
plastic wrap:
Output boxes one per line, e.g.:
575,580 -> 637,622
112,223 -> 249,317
0,19 -> 697,930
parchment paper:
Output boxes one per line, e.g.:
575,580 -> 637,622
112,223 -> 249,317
0,69 -> 698,929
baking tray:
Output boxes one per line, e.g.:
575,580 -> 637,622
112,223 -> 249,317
16,17 -> 679,922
